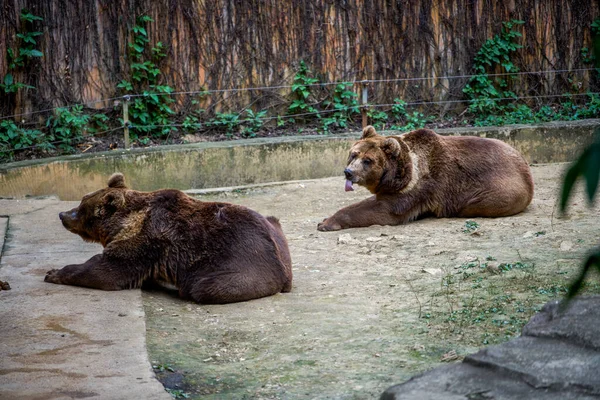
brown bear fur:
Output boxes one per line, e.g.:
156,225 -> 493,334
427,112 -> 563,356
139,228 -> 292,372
317,126 -> 534,231
45,173 -> 293,304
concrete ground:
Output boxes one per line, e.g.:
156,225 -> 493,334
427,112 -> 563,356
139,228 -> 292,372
0,199 -> 170,400
0,162 -> 599,399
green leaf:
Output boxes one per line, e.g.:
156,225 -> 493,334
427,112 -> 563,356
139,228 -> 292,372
16,33 -> 36,44
4,74 -> 13,86
565,251 -> 600,301
20,48 -> 43,58
117,80 -> 133,91
20,11 -> 43,23
584,143 -> 600,201
560,139 -> 598,212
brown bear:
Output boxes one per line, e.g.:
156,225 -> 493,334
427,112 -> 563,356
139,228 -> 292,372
317,126 -> 534,231
45,173 -> 293,304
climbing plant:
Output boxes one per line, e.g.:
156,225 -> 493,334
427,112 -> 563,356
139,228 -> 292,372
117,15 -> 175,139
45,105 -> 90,153
390,98 -> 429,131
462,20 -> 524,116
0,9 -> 44,95
0,119 -> 43,162
321,82 -> 359,133
288,61 -> 320,122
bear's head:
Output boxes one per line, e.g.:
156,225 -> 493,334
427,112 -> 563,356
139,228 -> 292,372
343,126 -> 412,194
59,173 -> 129,245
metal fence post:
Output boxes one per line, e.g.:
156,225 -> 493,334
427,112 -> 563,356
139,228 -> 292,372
360,81 -> 369,128
122,95 -> 130,149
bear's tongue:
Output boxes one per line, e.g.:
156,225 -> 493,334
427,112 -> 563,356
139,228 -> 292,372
345,180 -> 354,192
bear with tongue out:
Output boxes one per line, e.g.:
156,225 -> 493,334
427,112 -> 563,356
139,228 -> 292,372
317,125 -> 534,231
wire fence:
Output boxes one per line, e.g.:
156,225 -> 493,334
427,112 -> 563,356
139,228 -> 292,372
2,67 -> 597,121
125,67 -> 599,99
1,68 -> 599,158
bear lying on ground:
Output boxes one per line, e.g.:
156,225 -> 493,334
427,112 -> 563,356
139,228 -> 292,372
317,126 -> 534,231
45,173 -> 293,304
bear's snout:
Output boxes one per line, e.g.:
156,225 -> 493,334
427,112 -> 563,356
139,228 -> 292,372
59,210 -> 78,228
59,211 -> 76,220
344,168 -> 353,180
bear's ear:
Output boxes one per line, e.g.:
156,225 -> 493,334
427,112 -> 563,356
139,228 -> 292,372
102,191 -> 125,209
361,125 -> 378,139
382,138 -> 401,158
107,173 -> 127,189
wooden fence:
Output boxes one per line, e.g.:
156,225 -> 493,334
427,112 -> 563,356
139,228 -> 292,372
1,0 -> 598,118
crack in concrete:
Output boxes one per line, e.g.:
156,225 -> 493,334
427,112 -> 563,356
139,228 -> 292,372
1,200 -> 62,218
0,367 -> 87,379
2,250 -> 99,256
0,215 -> 9,270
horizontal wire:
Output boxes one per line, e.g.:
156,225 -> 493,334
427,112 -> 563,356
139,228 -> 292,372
2,90 -> 598,155
123,91 -> 600,129
1,68 -> 596,121
129,68 -> 598,98
0,126 -> 123,155
0,96 -> 122,121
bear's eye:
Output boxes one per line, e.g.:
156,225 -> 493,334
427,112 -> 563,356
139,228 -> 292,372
363,158 -> 372,166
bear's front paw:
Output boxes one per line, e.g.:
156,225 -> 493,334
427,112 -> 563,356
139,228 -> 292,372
44,269 -> 62,284
317,218 -> 342,232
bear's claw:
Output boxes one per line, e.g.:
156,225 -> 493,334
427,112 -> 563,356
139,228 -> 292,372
44,269 -> 61,283
317,220 -> 341,232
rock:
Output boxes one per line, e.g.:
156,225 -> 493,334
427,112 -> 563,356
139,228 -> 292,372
381,362 -> 595,400
182,134 -> 205,143
440,350 -> 459,362
560,241 -> 573,251
0,280 -> 10,290
390,235 -> 408,241
465,336 -> 600,393
456,253 -> 479,264
522,296 -> 600,350
338,234 -> 360,245
484,262 -> 501,275
381,296 -> 600,400
421,268 -> 442,276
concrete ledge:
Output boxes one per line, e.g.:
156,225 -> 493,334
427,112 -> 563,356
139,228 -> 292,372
0,199 -> 170,400
0,120 -> 598,200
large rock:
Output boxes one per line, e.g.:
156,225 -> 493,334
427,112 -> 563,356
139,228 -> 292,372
381,296 -> 600,400
522,297 -> 600,350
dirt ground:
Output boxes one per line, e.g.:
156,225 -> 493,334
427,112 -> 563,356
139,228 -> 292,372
143,163 -> 600,400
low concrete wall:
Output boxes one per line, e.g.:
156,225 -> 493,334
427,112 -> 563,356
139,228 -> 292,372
0,120 -> 597,200
438,119 -> 598,164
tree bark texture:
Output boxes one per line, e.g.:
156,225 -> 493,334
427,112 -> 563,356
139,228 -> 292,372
1,0 -> 598,118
